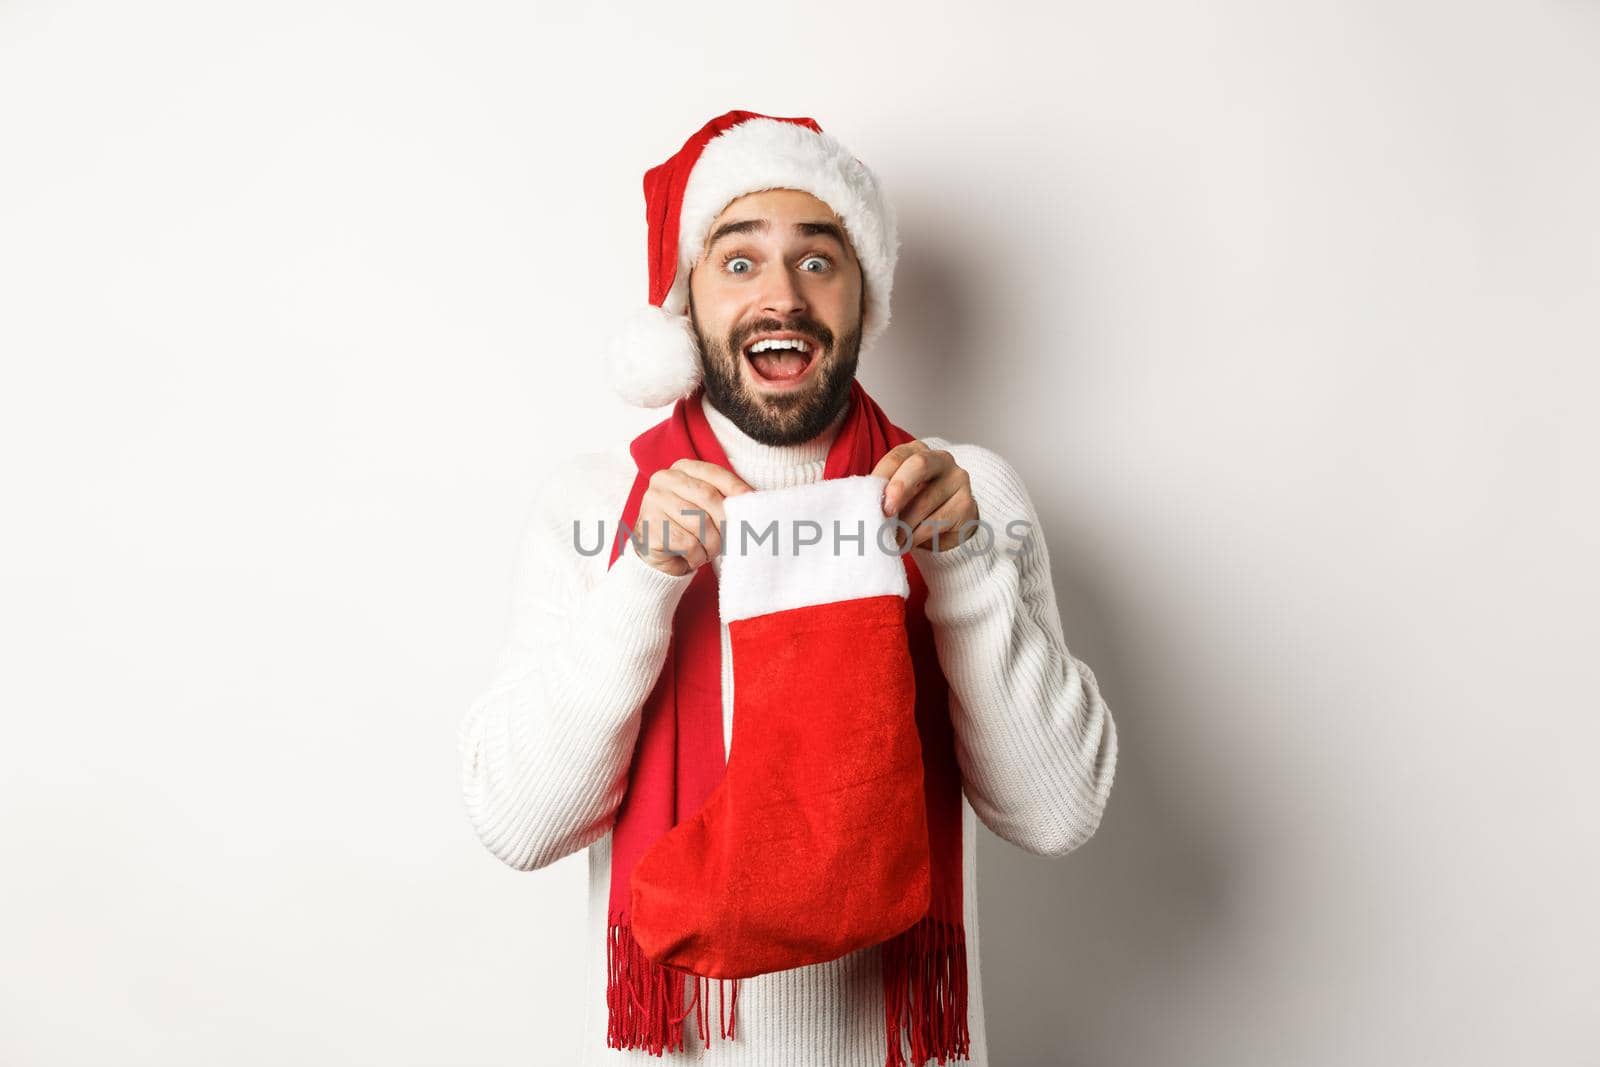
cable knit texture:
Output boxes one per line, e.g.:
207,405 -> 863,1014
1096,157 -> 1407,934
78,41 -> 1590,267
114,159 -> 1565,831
458,392 -> 1118,1065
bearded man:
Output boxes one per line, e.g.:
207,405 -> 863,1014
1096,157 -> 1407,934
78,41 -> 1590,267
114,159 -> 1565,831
458,110 -> 1118,1067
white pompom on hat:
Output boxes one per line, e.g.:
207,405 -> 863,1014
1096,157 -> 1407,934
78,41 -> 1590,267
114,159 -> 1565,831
605,110 -> 901,408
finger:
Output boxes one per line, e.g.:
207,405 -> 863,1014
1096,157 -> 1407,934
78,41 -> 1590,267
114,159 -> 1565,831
869,441 -> 922,485
649,510 -> 710,570
628,509 -> 695,574
671,459 -> 754,499
896,477 -> 954,536
908,491 -> 977,552
663,487 -> 726,558
637,487 -> 713,565
883,448 -> 945,516
898,464 -> 971,532
657,474 -> 733,545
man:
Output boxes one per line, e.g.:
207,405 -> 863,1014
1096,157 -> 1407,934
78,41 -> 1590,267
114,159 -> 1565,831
457,110 -> 1118,1066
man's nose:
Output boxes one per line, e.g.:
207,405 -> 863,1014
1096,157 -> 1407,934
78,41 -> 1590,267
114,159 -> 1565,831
759,265 -> 807,318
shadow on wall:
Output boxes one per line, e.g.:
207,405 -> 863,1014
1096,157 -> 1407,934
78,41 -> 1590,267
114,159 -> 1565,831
973,550 -> 1238,1066
859,216 -> 973,431
879,210 -> 1238,1066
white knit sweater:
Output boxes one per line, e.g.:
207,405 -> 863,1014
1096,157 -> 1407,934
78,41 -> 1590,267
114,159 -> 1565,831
458,393 -> 1118,1065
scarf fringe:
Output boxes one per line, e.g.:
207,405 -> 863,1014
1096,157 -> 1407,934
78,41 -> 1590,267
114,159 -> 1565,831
882,914 -> 972,1066
607,919 -> 740,1053
608,915 -> 966,1063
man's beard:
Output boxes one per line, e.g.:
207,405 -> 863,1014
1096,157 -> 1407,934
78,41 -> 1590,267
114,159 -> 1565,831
691,307 -> 861,448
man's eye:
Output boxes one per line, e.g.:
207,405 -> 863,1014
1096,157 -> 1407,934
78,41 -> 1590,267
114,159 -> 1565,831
724,256 -> 753,274
800,256 -> 831,272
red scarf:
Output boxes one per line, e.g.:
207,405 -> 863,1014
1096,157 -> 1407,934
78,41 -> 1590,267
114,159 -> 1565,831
602,380 -> 970,1066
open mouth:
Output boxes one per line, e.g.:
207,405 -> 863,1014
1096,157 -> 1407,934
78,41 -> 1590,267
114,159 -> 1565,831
742,333 -> 818,386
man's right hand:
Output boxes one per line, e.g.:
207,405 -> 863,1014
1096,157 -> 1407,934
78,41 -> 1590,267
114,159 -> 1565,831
633,459 -> 754,576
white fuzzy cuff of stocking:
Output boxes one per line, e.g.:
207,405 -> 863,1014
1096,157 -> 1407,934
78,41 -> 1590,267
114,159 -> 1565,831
719,474 -> 910,624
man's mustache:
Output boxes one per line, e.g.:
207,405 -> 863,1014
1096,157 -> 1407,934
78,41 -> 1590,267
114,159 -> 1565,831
732,318 -> 834,353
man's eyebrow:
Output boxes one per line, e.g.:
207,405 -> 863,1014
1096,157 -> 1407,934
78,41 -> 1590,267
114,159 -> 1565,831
704,218 -> 849,252
797,221 -> 849,248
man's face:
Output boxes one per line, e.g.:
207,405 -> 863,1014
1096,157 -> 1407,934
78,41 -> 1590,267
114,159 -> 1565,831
687,188 -> 865,447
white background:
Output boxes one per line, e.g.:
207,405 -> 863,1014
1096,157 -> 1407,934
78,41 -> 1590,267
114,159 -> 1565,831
3,1 -> 1596,1064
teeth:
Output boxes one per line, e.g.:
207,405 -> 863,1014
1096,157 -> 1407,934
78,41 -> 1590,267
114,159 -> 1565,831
748,338 -> 810,354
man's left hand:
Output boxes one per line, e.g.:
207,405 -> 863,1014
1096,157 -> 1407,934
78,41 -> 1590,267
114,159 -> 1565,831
871,442 -> 981,553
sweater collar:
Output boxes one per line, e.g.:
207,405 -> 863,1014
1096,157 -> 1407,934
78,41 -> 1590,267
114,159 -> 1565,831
699,391 -> 850,491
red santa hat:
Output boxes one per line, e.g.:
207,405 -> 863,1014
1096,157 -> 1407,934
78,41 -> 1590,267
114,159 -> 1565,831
604,109 -> 901,408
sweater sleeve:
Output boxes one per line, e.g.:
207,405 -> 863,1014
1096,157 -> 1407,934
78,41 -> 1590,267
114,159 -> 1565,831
910,438 -> 1119,857
456,452 -> 696,871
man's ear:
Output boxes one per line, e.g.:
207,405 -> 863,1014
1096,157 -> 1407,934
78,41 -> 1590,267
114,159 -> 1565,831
686,255 -> 703,309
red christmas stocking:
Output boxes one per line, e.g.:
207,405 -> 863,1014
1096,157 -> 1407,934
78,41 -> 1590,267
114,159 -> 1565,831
629,474 -> 933,979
